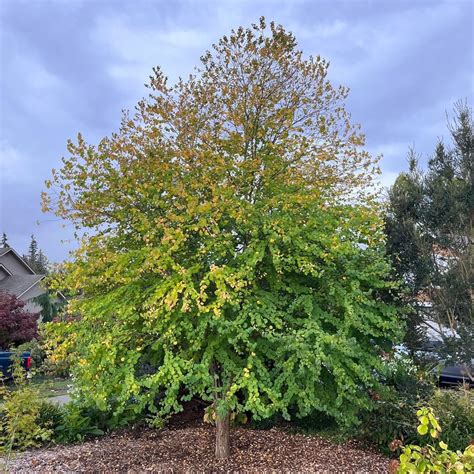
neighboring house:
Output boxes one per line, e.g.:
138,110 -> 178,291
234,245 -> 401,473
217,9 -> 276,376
0,246 -> 50,315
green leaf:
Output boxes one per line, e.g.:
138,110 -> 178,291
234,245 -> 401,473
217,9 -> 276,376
417,424 -> 428,435
420,415 -> 429,425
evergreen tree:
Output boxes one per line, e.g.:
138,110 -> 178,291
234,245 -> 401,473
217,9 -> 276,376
23,235 -> 49,274
36,249 -> 49,274
385,151 -> 431,352
1,233 -> 9,248
386,102 -> 473,365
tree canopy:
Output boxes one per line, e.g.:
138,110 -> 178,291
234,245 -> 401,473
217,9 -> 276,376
44,19 -> 402,458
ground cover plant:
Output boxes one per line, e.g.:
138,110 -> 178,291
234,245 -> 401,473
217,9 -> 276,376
43,18 -> 403,458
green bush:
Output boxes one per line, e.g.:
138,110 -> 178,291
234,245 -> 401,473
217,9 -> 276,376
429,389 -> 474,452
54,403 -> 104,443
36,401 -> 64,431
397,407 -> 474,473
13,339 -> 46,370
358,354 -> 435,452
0,365 -> 54,452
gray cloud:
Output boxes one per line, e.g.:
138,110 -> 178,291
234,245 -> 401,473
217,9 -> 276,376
1,0 -> 472,261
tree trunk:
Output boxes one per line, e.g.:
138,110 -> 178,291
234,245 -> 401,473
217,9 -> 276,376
215,411 -> 231,459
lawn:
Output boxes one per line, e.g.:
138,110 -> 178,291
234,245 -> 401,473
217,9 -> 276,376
29,375 -> 71,400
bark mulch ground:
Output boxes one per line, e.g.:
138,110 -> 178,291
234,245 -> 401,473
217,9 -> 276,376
6,421 -> 392,473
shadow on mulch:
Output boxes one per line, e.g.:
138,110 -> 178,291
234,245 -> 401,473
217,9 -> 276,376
8,404 -> 392,473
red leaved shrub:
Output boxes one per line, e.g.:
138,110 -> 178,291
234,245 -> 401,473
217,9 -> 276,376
0,291 -> 38,349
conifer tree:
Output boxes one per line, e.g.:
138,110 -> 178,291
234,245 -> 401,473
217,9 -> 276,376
386,101 -> 473,364
1,233 -> 9,248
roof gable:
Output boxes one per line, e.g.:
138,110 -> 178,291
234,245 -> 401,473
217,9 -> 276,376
0,247 -> 36,275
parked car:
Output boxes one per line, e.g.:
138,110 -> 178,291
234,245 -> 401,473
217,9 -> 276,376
438,364 -> 473,388
0,351 -> 32,379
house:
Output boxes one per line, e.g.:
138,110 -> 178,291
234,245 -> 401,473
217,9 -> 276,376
0,246 -> 50,314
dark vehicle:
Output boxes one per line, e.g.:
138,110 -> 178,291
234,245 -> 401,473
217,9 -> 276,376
438,364 -> 473,388
0,352 -> 32,378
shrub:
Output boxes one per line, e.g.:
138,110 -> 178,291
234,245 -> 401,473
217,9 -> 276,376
0,364 -> 54,452
37,401 -> 64,431
40,321 -> 75,377
0,292 -> 38,349
54,403 -> 104,443
359,354 -> 435,452
13,338 -> 47,370
429,389 -> 474,452
397,407 -> 474,473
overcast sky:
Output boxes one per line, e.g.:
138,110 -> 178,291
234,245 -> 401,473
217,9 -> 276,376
0,0 -> 472,262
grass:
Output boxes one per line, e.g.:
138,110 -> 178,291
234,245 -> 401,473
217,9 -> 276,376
30,375 -> 71,399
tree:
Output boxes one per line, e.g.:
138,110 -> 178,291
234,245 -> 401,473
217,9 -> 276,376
32,292 -> 65,323
0,292 -> 38,349
385,151 -> 432,352
23,235 -> 49,274
43,19 -> 401,458
36,250 -> 49,274
1,233 -> 9,248
27,235 -> 38,266
386,101 -> 473,364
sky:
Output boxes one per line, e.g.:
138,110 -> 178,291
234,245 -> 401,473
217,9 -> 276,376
0,0 -> 473,262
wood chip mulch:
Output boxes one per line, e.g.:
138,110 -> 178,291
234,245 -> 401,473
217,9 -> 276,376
6,422 -> 391,473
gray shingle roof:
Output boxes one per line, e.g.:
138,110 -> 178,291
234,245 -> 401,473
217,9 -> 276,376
0,247 -> 10,256
0,274 -> 45,298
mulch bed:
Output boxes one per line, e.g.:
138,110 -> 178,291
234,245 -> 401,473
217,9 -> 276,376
6,421 -> 392,473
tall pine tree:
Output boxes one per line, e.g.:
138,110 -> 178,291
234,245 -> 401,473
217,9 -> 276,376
23,235 -> 49,274
386,101 -> 473,365
1,233 -> 9,248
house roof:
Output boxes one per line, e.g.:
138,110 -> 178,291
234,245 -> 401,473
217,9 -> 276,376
0,274 -> 45,298
0,246 -> 36,274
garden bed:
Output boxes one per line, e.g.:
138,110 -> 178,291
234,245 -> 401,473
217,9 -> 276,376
7,421 -> 391,473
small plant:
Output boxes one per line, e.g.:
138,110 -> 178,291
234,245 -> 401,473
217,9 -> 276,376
54,403 -> 104,443
0,361 -> 54,471
397,407 -> 474,473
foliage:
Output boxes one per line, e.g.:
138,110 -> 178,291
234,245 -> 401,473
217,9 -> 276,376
22,235 -> 49,274
13,338 -> 47,370
385,101 -> 473,364
0,291 -> 38,350
1,233 -> 9,248
360,353 -> 473,454
397,407 -> 474,473
429,389 -> 474,453
33,292 -> 66,323
0,363 -> 54,454
42,18 -> 402,455
36,401 -> 64,432
41,317 -> 79,377
0,367 -> 104,456
53,403 -> 104,444
359,353 -> 435,452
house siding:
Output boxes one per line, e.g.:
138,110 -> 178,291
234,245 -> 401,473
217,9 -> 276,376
0,252 -> 33,275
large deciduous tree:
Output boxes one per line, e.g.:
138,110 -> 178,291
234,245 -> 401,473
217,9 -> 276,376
43,19 -> 401,458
